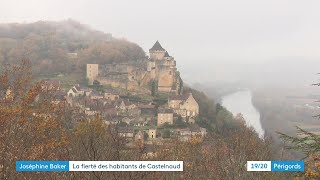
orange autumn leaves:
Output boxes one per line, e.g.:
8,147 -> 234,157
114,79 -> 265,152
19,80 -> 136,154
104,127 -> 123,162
0,60 -> 69,179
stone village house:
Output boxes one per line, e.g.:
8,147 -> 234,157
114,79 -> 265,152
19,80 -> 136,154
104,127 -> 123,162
157,108 -> 174,126
168,93 -> 199,119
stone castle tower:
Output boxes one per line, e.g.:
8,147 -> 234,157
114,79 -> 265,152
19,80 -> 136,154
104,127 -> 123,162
87,64 -> 99,85
149,41 -> 166,60
148,41 -> 181,93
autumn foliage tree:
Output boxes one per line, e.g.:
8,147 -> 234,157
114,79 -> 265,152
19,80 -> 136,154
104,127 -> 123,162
0,59 -> 69,179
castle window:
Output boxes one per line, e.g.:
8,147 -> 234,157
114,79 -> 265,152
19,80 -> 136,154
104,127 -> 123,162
169,71 -> 172,75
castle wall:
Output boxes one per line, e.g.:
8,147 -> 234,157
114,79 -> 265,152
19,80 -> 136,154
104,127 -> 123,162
150,51 -> 166,60
157,65 -> 175,93
103,64 -> 129,75
128,68 -> 148,83
140,72 -> 153,87
97,77 -> 127,89
147,61 -> 156,79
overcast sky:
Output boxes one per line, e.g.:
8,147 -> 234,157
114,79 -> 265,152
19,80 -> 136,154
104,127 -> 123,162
1,0 -> 320,83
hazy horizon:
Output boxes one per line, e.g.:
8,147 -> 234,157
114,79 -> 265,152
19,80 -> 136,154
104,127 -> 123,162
1,0 -> 320,86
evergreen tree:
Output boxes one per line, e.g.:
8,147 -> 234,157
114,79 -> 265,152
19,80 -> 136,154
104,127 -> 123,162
151,80 -> 157,96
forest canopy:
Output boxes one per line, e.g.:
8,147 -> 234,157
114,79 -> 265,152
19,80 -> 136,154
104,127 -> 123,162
0,20 -> 146,76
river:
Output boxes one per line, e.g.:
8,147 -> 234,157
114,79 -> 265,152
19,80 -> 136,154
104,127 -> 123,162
221,90 -> 265,137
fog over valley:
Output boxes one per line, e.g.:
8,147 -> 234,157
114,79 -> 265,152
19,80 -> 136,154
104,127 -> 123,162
184,57 -> 320,88
1,0 -> 320,179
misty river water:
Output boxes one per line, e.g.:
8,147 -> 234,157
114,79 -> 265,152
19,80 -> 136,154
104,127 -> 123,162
221,90 -> 265,137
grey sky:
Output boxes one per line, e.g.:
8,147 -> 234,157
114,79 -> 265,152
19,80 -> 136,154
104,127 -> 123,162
1,0 -> 320,83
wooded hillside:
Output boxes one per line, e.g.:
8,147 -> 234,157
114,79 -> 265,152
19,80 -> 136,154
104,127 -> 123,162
0,20 -> 145,76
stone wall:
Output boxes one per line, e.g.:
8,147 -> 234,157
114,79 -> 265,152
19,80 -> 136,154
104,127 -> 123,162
180,94 -> 199,117
86,64 -> 99,85
150,50 -> 166,60
157,113 -> 173,126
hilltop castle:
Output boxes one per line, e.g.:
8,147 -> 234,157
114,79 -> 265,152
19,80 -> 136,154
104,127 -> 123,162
87,41 -> 183,94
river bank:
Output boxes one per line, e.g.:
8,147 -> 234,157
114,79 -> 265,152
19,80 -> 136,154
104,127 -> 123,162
221,90 -> 264,137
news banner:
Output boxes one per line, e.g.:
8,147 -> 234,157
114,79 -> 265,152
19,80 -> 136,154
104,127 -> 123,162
16,160 -> 304,172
